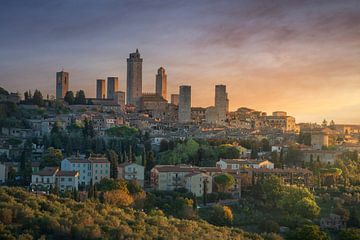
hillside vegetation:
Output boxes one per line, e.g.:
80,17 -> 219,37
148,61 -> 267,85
0,187 -> 263,240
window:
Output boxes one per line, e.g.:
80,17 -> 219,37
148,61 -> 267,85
61,178 -> 65,182
68,178 -> 72,181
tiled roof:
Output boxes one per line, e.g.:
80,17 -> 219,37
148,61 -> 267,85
89,157 -> 109,163
219,158 -> 269,165
36,167 -> 59,176
56,171 -> 79,177
66,158 -> 90,164
250,167 -> 312,174
153,164 -> 199,173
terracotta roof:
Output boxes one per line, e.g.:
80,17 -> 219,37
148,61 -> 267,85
250,167 -> 312,174
89,157 -> 109,164
66,158 -> 90,164
219,158 -> 270,165
153,164 -> 199,173
56,171 -> 79,177
199,167 -> 222,173
36,167 -> 59,176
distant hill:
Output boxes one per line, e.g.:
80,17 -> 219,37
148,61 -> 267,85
0,187 -> 263,240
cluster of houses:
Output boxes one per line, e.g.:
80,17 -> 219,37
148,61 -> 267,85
24,155 -> 314,198
29,155 -> 146,192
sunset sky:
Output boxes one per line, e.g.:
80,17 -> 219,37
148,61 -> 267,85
1,0 -> 359,123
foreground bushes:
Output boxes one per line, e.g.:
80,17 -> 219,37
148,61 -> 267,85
0,187 -> 263,240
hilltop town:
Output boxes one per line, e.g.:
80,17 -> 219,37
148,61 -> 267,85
0,50 -> 360,240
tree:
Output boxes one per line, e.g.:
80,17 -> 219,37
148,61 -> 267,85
259,219 -> 280,233
207,204 -> 233,226
260,138 -> 271,152
74,90 -> 86,104
83,119 -> 95,138
348,207 -> 360,228
214,173 -> 235,192
217,144 -> 240,159
338,228 -> 360,240
287,225 -> 328,240
64,91 -> 75,105
159,139 -> 169,152
32,89 -> 44,106
41,147 -> 63,168
107,150 -> 118,179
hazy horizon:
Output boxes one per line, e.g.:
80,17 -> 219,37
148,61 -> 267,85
1,0 -> 359,124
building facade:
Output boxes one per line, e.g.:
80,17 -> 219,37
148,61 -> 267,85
155,67 -> 167,100
107,77 -> 119,100
178,85 -> 191,123
117,162 -> 145,187
30,167 -> 80,192
171,94 -> 179,106
56,71 -> 69,99
127,49 -> 143,107
96,79 -> 106,99
61,156 -> 110,186
150,165 -> 213,196
114,91 -> 126,108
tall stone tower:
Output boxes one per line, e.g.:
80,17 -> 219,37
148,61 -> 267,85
107,77 -> 119,100
178,85 -> 191,123
155,67 -> 167,100
127,49 -> 143,106
215,85 -> 228,124
56,71 -> 69,99
96,79 -> 106,99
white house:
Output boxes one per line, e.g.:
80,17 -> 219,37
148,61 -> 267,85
31,167 -> 59,190
184,172 -> 212,197
61,155 -> 110,186
31,167 -> 79,192
56,171 -> 80,192
216,158 -> 274,170
118,162 -> 145,187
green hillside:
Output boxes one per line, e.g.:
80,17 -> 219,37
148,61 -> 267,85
0,187 -> 262,240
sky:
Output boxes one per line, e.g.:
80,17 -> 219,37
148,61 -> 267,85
0,0 -> 359,123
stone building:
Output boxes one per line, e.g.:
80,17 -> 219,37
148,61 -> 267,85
127,49 -> 143,107
140,93 -> 168,118
107,77 -> 119,100
191,107 -> 206,124
178,85 -> 191,123
262,111 -> 297,132
171,94 -> 179,106
215,85 -> 228,125
56,71 -> 69,99
114,91 -> 126,108
96,79 -> 106,99
155,67 -> 167,100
